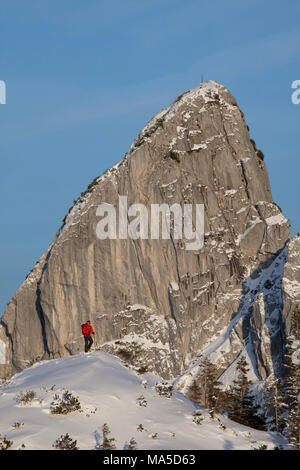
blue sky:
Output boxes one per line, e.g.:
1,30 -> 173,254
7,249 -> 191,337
0,0 -> 299,316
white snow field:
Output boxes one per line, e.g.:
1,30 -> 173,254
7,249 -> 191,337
0,351 -> 288,450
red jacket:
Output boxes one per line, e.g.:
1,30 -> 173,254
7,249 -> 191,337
82,323 -> 94,337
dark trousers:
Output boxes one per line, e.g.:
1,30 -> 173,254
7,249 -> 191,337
84,335 -> 93,352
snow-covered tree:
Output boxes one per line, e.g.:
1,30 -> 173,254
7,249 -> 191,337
188,358 -> 223,411
127,438 -> 137,450
228,356 -> 252,420
188,376 -> 202,404
100,423 -> 116,450
284,305 -> 300,449
264,373 -> 287,433
227,356 -> 264,429
53,433 -> 79,450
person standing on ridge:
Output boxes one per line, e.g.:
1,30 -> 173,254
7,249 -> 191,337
81,320 -> 95,352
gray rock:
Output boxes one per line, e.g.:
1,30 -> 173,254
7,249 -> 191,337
0,81 -> 292,383
282,235 -> 300,333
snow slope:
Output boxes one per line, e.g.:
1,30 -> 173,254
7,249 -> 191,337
0,351 -> 288,450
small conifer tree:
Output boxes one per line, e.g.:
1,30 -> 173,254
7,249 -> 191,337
188,358 -> 223,412
284,305 -> 300,449
187,377 -> 203,404
100,423 -> 116,450
127,438 -> 137,450
227,355 -> 264,428
265,373 -> 287,433
53,433 -> 79,450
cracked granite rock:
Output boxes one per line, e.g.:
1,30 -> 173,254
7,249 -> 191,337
0,81 -> 291,382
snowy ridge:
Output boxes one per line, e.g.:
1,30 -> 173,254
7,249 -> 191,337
0,351 -> 288,450
164,81 -> 234,121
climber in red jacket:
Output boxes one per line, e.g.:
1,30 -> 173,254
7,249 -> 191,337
81,320 -> 95,352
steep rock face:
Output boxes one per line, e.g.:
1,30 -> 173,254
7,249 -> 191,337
175,245 -> 288,394
0,81 -> 291,382
282,235 -> 300,332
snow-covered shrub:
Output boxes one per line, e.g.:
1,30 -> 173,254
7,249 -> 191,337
218,421 -> 227,431
50,390 -> 81,415
136,395 -> 147,407
252,443 -> 268,450
126,438 -> 137,450
12,421 -> 24,429
16,390 -> 36,405
53,433 -> 79,450
117,348 -> 133,362
192,410 -> 204,425
137,424 -> 146,432
142,379 -> 147,388
0,436 -> 13,450
155,382 -> 173,398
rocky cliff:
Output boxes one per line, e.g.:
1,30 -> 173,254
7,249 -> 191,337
0,81 -> 292,385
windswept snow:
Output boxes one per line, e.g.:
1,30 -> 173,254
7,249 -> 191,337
0,351 -> 288,450
170,281 -> 179,291
265,213 -> 288,226
282,278 -> 300,299
236,217 -> 262,245
191,143 -> 208,151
